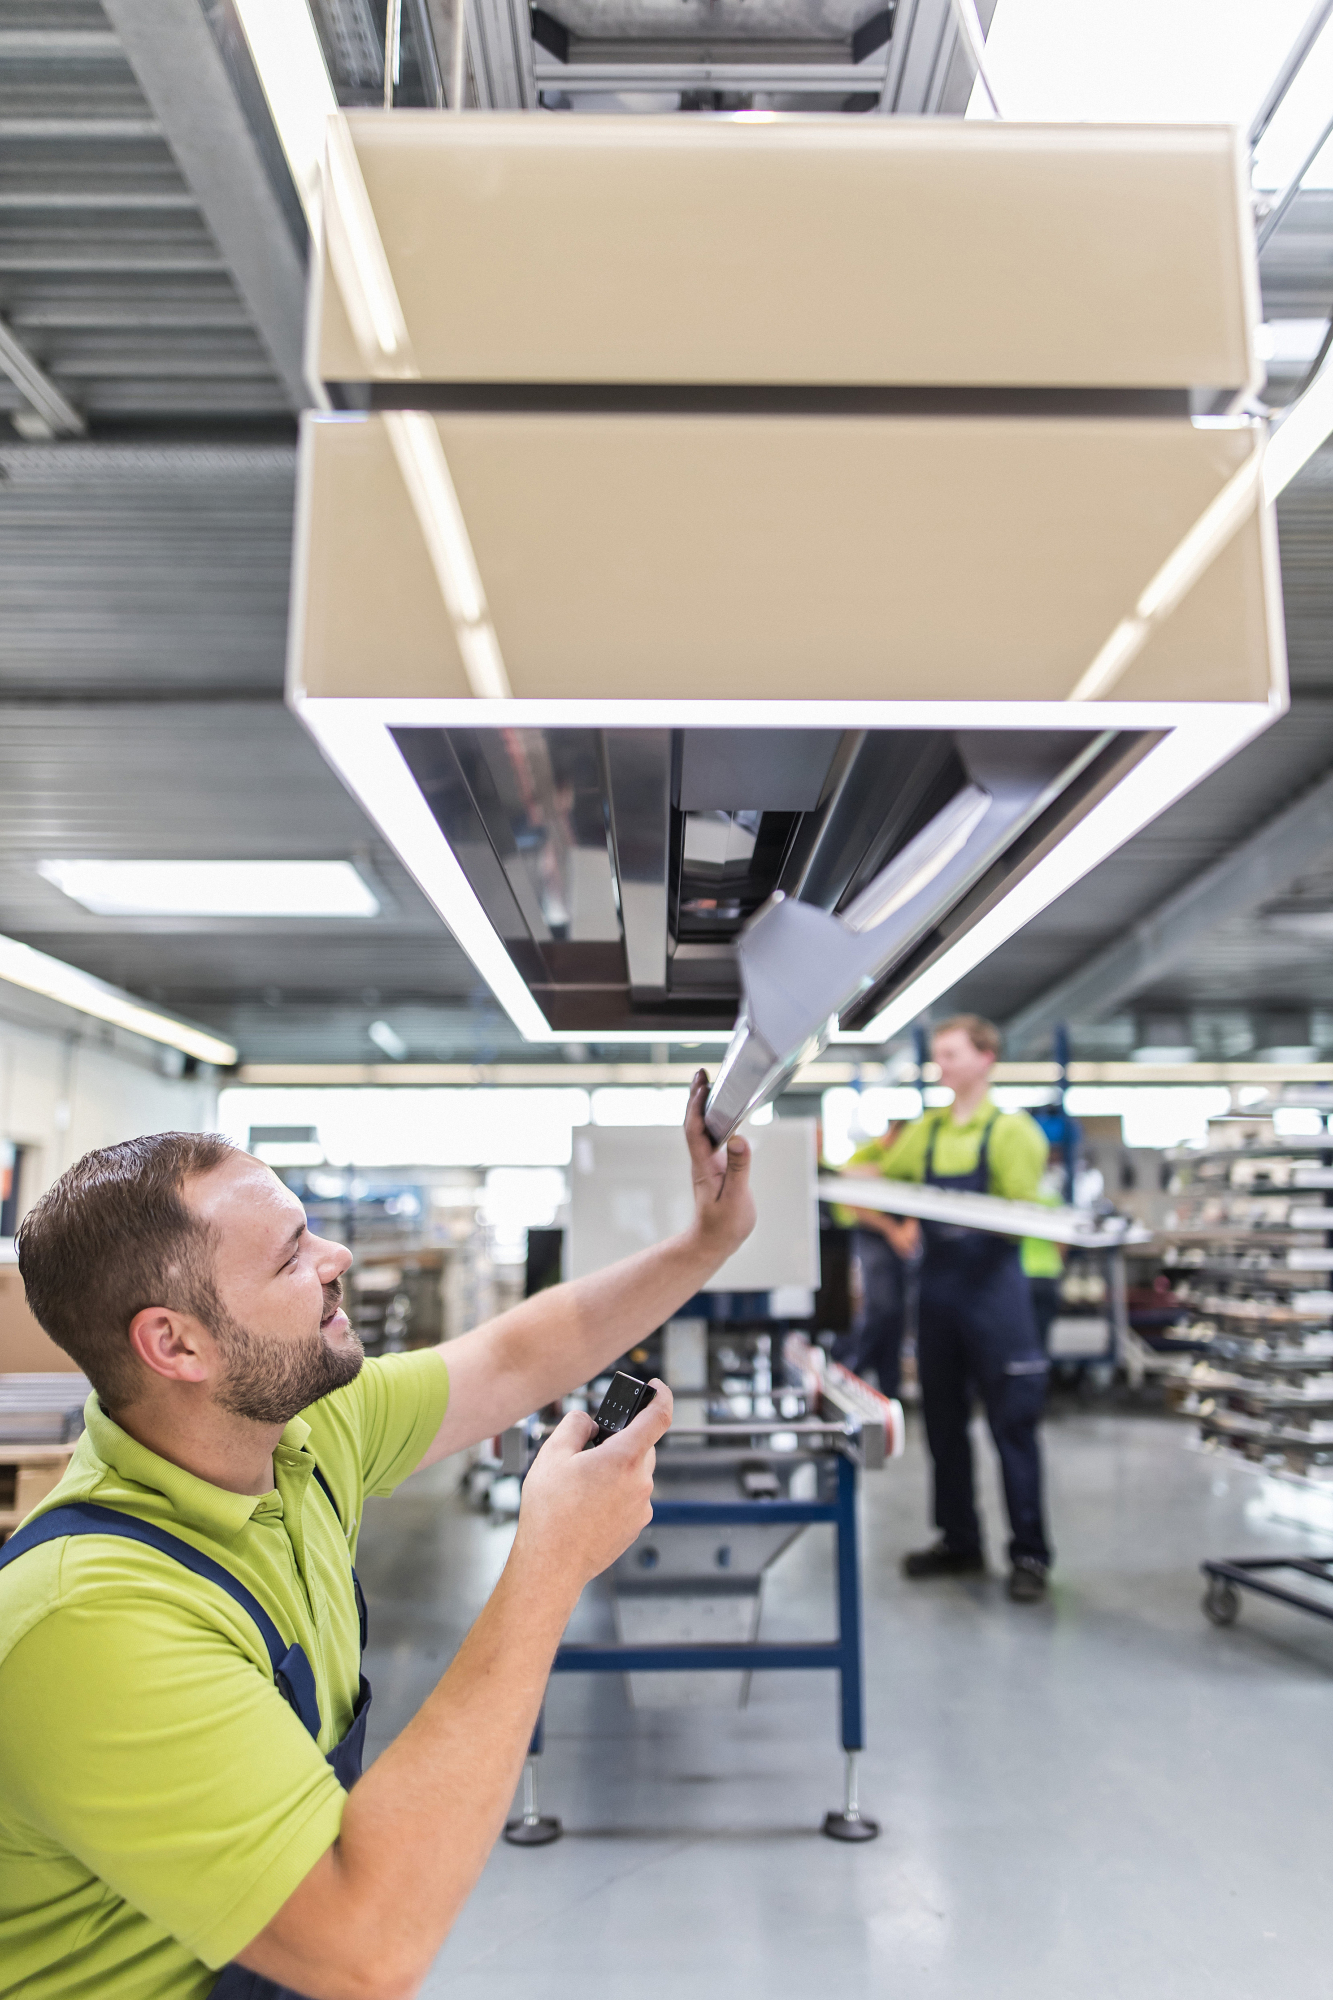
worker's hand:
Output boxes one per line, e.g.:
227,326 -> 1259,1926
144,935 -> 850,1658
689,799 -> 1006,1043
683,1069 -> 756,1267
882,1215 -> 921,1259
514,1383 -> 674,1590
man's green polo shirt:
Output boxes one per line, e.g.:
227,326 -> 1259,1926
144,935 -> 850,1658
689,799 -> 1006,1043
831,1098 -> 1049,1242
873,1098 -> 1047,1197
0,1347 -> 449,2000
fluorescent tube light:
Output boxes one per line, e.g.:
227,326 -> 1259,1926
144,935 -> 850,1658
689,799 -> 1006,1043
323,116 -> 412,368
37,859 -> 380,920
300,124 -> 513,697
382,413 -> 513,698
1069,444 -> 1265,702
299,705 -> 553,1039
368,1019 -> 408,1061
0,934 -> 237,1066
1074,341 -> 1333,706
231,0 -> 338,228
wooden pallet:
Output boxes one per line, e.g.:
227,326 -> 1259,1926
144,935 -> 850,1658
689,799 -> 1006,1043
0,1444 -> 76,1540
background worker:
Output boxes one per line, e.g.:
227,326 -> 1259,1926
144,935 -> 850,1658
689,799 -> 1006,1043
0,1072 -> 753,2000
846,1015 -> 1054,1604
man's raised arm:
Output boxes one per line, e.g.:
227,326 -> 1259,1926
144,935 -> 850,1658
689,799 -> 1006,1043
417,1070 -> 755,1466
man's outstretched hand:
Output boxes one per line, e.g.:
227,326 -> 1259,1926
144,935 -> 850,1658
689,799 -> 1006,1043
684,1069 -> 757,1266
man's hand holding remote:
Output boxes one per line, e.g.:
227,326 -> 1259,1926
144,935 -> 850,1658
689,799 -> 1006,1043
516,1384 -> 673,1590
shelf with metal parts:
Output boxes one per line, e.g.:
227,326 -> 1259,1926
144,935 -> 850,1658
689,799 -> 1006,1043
1148,1122 -> 1333,1630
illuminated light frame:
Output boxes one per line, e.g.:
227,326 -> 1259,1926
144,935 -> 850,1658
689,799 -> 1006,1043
265,92 -> 1297,1051
294,693 -> 1278,1048
0,934 -> 238,1067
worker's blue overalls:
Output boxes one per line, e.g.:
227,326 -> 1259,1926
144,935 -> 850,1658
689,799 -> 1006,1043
0,1466 -> 369,2000
916,1111 -> 1052,1567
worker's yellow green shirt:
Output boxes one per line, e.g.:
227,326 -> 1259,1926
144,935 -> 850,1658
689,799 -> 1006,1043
832,1099 -> 1054,1267
0,1347 -> 449,2000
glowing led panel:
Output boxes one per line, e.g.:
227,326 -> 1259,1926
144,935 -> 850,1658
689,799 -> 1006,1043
39,860 -> 380,920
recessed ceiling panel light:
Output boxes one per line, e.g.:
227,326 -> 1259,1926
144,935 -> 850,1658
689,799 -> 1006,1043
37,859 -> 380,920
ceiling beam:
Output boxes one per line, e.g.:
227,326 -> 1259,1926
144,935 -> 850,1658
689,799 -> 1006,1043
468,0 -> 537,109
0,317 -> 83,436
878,0 -> 997,116
98,0 -> 308,410
1002,763 -> 1333,1054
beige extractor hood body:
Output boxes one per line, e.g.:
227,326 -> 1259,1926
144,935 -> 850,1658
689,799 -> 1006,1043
288,114 -> 1284,1107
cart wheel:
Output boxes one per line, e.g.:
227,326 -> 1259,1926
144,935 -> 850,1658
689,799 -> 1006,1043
1203,1578 -> 1240,1627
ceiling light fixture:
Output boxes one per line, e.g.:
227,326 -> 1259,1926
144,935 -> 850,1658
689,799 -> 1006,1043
37,859 -> 381,919
297,695 -> 1269,1047
0,934 -> 237,1066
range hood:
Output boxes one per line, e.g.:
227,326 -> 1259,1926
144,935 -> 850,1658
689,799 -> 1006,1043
288,114 -> 1285,1090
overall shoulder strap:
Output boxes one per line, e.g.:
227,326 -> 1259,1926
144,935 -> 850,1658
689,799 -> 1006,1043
975,1106 -> 1002,1185
311,1463 -> 341,1522
922,1110 -> 944,1178
310,1463 -> 368,1655
0,1502 -> 323,1740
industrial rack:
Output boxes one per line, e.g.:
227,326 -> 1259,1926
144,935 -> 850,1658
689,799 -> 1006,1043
1157,1132 -> 1333,1631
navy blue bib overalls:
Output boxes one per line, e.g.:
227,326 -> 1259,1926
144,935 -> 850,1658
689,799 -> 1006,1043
917,1112 -> 1052,1567
0,1467 -> 371,2000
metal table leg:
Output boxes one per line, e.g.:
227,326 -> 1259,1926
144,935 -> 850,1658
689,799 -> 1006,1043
503,1703 -> 562,1845
823,1453 -> 880,1842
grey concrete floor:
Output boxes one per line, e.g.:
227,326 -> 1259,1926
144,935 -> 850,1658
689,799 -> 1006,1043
356,1406 -> 1333,2000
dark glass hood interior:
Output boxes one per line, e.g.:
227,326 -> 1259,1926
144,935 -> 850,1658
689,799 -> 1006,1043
390,725 -> 1156,1035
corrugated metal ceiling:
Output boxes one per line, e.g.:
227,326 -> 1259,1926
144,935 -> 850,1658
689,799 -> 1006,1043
0,442 -> 293,693
0,0 -> 291,429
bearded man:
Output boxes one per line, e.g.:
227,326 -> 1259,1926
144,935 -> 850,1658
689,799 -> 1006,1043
0,1072 -> 753,2000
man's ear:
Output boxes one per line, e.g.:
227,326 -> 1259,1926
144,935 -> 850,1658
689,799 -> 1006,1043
127,1308 -> 212,1386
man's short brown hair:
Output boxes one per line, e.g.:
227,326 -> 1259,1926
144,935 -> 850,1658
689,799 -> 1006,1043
932,1013 -> 1003,1058
16,1132 -> 237,1410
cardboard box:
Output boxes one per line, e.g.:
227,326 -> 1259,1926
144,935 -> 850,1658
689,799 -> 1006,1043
0,1266 -> 81,1374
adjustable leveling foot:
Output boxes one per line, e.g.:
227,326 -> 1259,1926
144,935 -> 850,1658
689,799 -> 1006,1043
822,1751 -> 880,1843
504,1756 -> 563,1847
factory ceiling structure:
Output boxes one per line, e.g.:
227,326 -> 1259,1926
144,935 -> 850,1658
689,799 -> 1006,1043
4,0 -> 1333,1076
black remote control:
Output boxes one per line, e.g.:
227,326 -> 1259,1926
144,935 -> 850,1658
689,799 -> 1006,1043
584,1372 -> 656,1449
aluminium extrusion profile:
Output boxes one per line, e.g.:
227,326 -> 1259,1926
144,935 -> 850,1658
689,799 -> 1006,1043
816,1175 -> 1152,1248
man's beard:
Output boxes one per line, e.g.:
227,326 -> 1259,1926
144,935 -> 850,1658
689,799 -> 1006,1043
211,1280 -> 364,1426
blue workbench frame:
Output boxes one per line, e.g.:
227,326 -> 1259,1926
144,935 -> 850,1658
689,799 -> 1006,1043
531,1452 -> 866,1755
